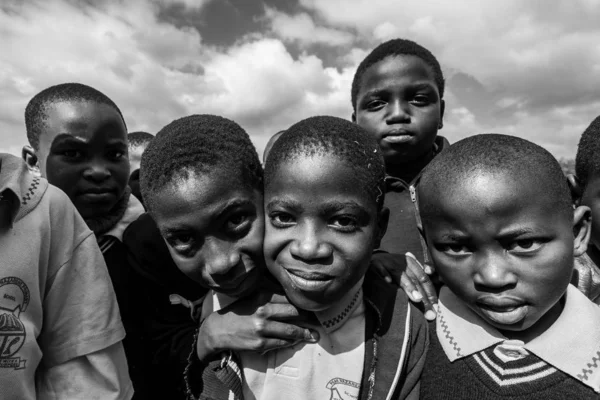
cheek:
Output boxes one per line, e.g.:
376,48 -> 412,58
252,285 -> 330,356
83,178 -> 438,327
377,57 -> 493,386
45,159 -> 81,194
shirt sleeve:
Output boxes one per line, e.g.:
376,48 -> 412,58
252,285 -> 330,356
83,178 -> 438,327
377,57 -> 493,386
40,232 -> 126,366
36,342 -> 134,400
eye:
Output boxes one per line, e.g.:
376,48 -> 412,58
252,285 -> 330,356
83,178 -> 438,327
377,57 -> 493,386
437,243 -> 471,255
61,150 -> 82,159
507,239 -> 544,254
168,234 -> 195,254
329,215 -> 359,233
108,150 -> 125,160
270,212 -> 295,228
412,94 -> 431,106
365,99 -> 385,111
226,212 -> 251,233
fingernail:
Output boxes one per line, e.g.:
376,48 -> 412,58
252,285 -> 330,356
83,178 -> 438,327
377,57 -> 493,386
425,310 -> 437,321
385,277 -> 392,283
412,291 -> 422,301
308,330 -> 319,342
424,266 -> 433,274
405,252 -> 417,260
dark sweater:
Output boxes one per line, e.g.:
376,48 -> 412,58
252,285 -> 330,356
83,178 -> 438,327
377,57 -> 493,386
420,321 -> 600,399
379,136 -> 449,265
123,213 -> 208,400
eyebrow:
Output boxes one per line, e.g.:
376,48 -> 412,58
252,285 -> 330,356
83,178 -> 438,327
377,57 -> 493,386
266,198 -> 304,213
214,198 -> 256,221
361,82 -> 437,99
497,227 -> 537,239
319,201 -> 368,215
440,233 -> 469,241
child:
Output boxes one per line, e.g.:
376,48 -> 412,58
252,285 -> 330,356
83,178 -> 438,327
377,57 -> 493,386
0,153 -> 132,399
351,38 -> 446,313
185,116 -> 428,399
132,115 -> 315,399
127,131 -> 154,208
21,82 -> 146,397
418,134 -> 600,398
570,115 -> 600,303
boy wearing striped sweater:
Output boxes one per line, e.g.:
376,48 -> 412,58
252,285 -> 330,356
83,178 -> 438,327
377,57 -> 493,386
418,134 -> 600,399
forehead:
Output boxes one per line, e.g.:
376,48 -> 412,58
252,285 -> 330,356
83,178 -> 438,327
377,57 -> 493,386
358,55 -> 437,96
39,100 -> 126,147
151,169 -> 260,226
423,173 -> 567,228
267,154 -> 375,207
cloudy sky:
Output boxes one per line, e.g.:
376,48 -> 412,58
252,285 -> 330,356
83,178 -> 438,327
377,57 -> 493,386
1,0 -> 599,160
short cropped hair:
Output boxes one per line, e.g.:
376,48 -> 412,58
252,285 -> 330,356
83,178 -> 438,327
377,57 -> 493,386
575,116 -> 600,189
25,82 -> 125,150
351,38 -> 445,111
419,134 -> 572,219
263,130 -> 285,164
264,116 -> 385,209
128,131 -> 154,148
140,115 -> 262,212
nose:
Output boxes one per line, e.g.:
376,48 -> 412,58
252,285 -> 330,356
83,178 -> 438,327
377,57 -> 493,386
289,222 -> 333,261
386,99 -> 410,124
473,252 -> 517,291
204,239 -> 242,276
83,159 -> 111,182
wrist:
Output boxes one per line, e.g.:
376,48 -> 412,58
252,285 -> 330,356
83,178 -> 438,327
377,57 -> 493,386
196,316 -> 218,362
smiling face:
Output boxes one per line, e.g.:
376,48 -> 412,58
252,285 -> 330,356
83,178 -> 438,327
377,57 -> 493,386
150,169 -> 264,298
35,100 -> 129,219
422,172 -> 588,341
353,55 -> 444,166
264,154 -> 387,312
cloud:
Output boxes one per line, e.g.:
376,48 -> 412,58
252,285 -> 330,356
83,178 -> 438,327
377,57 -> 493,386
263,6 -> 355,47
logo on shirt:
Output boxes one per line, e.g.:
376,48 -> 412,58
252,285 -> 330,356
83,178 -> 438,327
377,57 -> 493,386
0,277 -> 30,370
326,377 -> 360,400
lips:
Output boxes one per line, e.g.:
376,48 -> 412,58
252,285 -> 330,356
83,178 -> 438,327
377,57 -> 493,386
284,268 -> 334,292
476,296 -> 528,325
382,129 -> 413,144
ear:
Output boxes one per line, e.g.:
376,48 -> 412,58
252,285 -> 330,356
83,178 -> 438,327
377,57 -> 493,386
567,174 -> 583,206
351,111 -> 357,123
374,206 -> 389,248
21,145 -> 40,176
438,99 -> 446,130
573,205 -> 592,257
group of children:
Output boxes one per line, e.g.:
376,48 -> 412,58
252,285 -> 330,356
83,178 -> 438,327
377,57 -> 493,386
2,37 -> 600,399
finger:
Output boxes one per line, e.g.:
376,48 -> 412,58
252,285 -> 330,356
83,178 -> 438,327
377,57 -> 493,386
260,320 -> 320,343
371,262 -> 394,284
405,256 -> 438,304
404,267 -> 437,321
400,272 -> 422,303
423,262 -> 435,276
258,339 -> 302,355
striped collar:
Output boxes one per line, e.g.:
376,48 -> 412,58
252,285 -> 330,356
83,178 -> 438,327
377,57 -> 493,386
437,284 -> 600,392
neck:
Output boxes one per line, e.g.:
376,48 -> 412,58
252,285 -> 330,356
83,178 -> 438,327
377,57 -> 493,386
386,147 -> 435,183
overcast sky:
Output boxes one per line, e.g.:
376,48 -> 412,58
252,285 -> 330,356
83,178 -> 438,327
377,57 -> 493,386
1,0 -> 599,160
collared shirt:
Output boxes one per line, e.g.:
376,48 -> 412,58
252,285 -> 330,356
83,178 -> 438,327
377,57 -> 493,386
436,284 -> 600,393
203,279 -> 366,400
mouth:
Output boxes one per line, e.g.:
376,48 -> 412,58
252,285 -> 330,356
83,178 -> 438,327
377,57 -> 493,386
78,189 -> 116,203
284,268 -> 334,292
382,130 -> 413,144
211,267 -> 258,294
476,296 -> 528,325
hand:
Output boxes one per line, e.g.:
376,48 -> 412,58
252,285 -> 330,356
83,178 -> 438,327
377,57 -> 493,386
196,290 -> 319,361
370,251 -> 438,320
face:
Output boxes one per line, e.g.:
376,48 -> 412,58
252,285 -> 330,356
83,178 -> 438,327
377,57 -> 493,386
422,173 -> 589,342
128,144 -> 147,204
353,55 -> 444,166
264,154 -> 387,312
580,172 -> 600,250
35,101 -> 129,219
151,170 -> 264,298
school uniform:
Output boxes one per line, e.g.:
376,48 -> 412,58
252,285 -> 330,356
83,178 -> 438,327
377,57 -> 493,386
421,285 -> 600,399
573,252 -> 600,304
378,136 -> 449,265
0,153 -> 132,399
187,270 -> 429,400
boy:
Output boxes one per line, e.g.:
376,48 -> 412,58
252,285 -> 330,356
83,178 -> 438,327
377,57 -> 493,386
418,134 -> 600,398
127,131 -> 154,207
184,116 -> 428,399
21,82 -> 146,397
131,115 -> 316,398
262,130 -> 285,165
0,153 -> 132,399
351,38 -> 445,313
570,115 -> 600,303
